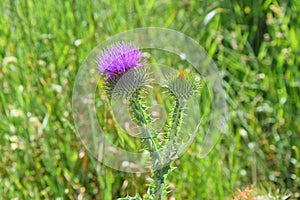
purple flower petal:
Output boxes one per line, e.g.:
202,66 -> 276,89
97,41 -> 146,80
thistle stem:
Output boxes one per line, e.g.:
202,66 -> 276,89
129,90 -> 166,199
129,90 -> 186,200
170,99 -> 185,139
129,91 -> 161,154
152,99 -> 186,200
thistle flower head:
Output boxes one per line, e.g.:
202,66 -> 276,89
97,41 -> 146,80
166,71 -> 201,102
168,76 -> 195,101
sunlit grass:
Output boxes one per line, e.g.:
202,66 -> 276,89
0,0 -> 299,199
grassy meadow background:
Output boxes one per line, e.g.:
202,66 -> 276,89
0,0 -> 299,199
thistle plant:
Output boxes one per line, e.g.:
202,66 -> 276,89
97,41 -> 199,200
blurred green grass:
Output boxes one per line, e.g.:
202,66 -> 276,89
0,0 -> 299,199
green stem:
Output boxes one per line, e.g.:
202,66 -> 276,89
151,164 -> 171,200
129,89 -> 186,200
151,99 -> 186,200
129,91 -> 161,154
169,99 -> 185,140
129,90 -> 166,199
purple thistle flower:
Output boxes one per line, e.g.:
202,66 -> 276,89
97,41 -> 146,80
